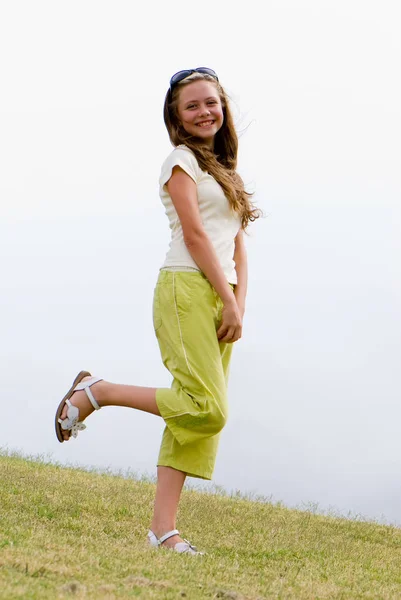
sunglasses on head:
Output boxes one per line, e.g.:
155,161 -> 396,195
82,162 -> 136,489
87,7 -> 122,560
169,67 -> 219,93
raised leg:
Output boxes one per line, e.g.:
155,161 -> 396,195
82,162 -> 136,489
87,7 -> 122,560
59,378 -> 160,441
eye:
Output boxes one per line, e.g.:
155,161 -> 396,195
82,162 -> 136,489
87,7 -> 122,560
207,100 -> 217,105
187,104 -> 196,109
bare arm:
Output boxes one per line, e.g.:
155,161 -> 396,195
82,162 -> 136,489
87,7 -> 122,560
166,165 -> 242,342
233,229 -> 248,318
166,166 -> 236,306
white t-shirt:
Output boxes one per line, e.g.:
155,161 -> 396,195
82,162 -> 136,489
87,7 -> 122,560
159,145 -> 241,284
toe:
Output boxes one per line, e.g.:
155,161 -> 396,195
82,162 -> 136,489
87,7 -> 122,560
58,376 -> 95,442
60,404 -> 68,421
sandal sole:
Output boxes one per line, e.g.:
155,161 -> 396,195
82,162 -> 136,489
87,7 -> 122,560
55,370 -> 92,443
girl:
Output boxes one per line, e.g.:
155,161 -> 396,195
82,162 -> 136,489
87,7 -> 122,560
55,67 -> 261,555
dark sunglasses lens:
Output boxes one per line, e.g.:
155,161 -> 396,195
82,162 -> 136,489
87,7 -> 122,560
195,68 -> 218,80
170,70 -> 192,86
170,68 -> 219,90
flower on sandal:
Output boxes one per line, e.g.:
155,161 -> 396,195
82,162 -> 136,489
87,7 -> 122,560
60,404 -> 86,438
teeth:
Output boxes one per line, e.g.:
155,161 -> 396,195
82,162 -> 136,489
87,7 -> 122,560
198,121 -> 214,127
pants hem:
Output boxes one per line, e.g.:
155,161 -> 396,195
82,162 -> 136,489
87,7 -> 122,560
157,462 -> 213,481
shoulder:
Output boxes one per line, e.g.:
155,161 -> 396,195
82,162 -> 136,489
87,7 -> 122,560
160,145 -> 200,187
162,145 -> 199,169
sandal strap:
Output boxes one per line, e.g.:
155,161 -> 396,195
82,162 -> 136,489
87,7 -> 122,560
58,400 -> 87,437
73,377 -> 103,410
158,529 -> 180,545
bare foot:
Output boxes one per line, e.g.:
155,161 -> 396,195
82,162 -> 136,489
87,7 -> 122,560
151,530 -> 186,549
155,532 -> 202,554
59,377 -> 104,441
160,534 -> 185,549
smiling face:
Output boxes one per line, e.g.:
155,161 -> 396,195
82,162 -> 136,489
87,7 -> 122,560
176,80 -> 224,147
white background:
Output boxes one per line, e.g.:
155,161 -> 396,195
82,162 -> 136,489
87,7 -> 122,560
1,0 -> 400,525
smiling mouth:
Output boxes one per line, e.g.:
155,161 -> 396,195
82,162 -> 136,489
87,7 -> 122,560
197,120 -> 215,127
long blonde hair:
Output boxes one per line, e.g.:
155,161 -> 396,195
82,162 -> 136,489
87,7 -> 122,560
163,73 -> 262,230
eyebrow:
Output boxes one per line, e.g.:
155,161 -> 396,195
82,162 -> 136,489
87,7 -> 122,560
184,96 -> 218,104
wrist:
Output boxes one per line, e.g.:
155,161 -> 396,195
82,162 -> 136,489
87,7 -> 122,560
222,290 -> 236,307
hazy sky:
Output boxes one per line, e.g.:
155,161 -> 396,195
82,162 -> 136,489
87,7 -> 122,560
1,1 -> 400,526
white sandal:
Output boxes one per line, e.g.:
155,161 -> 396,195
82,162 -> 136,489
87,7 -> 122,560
55,371 -> 103,442
147,529 -> 204,555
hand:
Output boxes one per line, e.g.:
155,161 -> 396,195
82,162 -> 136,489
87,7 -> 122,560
217,300 -> 243,343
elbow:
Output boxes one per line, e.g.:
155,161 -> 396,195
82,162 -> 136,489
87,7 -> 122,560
183,228 -> 207,249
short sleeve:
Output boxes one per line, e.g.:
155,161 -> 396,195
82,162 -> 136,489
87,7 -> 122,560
159,146 -> 199,190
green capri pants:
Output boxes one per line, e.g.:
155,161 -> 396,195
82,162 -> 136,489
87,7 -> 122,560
153,269 -> 234,480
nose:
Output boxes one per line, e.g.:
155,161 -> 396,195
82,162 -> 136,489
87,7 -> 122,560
199,105 -> 211,117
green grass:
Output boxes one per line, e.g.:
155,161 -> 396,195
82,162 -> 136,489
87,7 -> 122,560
1,451 -> 401,599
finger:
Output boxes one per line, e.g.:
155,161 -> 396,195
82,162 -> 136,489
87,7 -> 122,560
219,327 -> 236,343
224,327 -> 242,344
233,328 -> 242,342
217,325 -> 228,339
